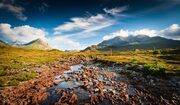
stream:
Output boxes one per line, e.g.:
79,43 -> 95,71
42,61 -> 139,105
1,58 -> 179,105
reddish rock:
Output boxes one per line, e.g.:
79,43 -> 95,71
69,94 -> 78,104
90,95 -> 98,105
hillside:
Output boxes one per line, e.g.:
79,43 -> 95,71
21,39 -> 52,50
0,40 -> 9,47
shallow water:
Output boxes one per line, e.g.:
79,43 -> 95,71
43,63 -> 137,105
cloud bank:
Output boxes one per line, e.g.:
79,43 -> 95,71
0,23 -> 47,43
103,24 -> 180,40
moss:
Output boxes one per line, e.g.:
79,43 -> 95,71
131,59 -> 140,64
144,62 -> 167,77
0,70 -> 8,76
12,72 -> 37,81
0,77 -> 6,87
0,72 -> 37,87
7,79 -> 20,86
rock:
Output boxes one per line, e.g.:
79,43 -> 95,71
58,92 -> 69,103
54,88 -> 61,93
84,103 -> 91,105
69,94 -> 78,104
98,92 -> 105,101
54,81 -> 62,86
94,88 -> 99,93
125,94 -> 129,101
82,74 -> 87,79
90,95 -> 98,105
76,77 -> 81,81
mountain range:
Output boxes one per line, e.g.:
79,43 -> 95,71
84,35 -> 180,51
0,39 -> 52,50
1,35 -> 180,51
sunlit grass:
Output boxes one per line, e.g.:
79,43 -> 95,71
0,46 -> 82,86
0,72 -> 37,87
0,46 -> 179,86
97,49 -> 180,74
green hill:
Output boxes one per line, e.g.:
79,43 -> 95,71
21,38 -> 52,50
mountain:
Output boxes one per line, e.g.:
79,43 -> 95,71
83,45 -> 102,52
0,40 -> 9,47
21,38 -> 52,50
84,35 -> 180,51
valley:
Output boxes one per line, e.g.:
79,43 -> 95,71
1,0 -> 180,104
0,43 -> 180,105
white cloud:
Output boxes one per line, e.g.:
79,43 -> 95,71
103,6 -> 128,16
47,36 -> 87,50
54,14 -> 114,34
53,7 -> 129,50
0,23 -> 84,50
0,23 -> 47,43
103,24 -> 180,40
53,13 -> 115,50
103,29 -> 157,40
159,24 -> 180,40
133,29 -> 157,37
0,3 -> 27,21
103,29 -> 129,40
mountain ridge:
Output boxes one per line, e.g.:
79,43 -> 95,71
20,38 -> 52,50
0,40 -> 9,47
84,35 -> 180,51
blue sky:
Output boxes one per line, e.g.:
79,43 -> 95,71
0,0 -> 180,50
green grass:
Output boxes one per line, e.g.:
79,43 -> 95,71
0,45 -> 179,87
131,59 -> 140,64
144,61 -> 166,77
0,72 -> 37,87
0,46 -> 102,87
0,46 -> 77,70
97,49 -> 180,75
0,46 -> 78,86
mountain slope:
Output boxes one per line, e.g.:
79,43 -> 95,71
21,39 -> 52,50
0,40 -> 9,47
85,35 -> 180,51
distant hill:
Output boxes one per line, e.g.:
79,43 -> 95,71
21,38 -> 52,50
84,35 -> 180,51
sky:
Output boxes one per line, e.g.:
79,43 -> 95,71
0,0 -> 180,50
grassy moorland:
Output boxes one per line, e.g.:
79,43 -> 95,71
96,49 -> 180,76
0,46 -> 82,87
0,45 -> 180,87
0,45 -> 107,87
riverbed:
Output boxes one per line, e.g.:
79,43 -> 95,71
41,61 -> 146,105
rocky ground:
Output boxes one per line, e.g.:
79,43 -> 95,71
0,57 -> 179,105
